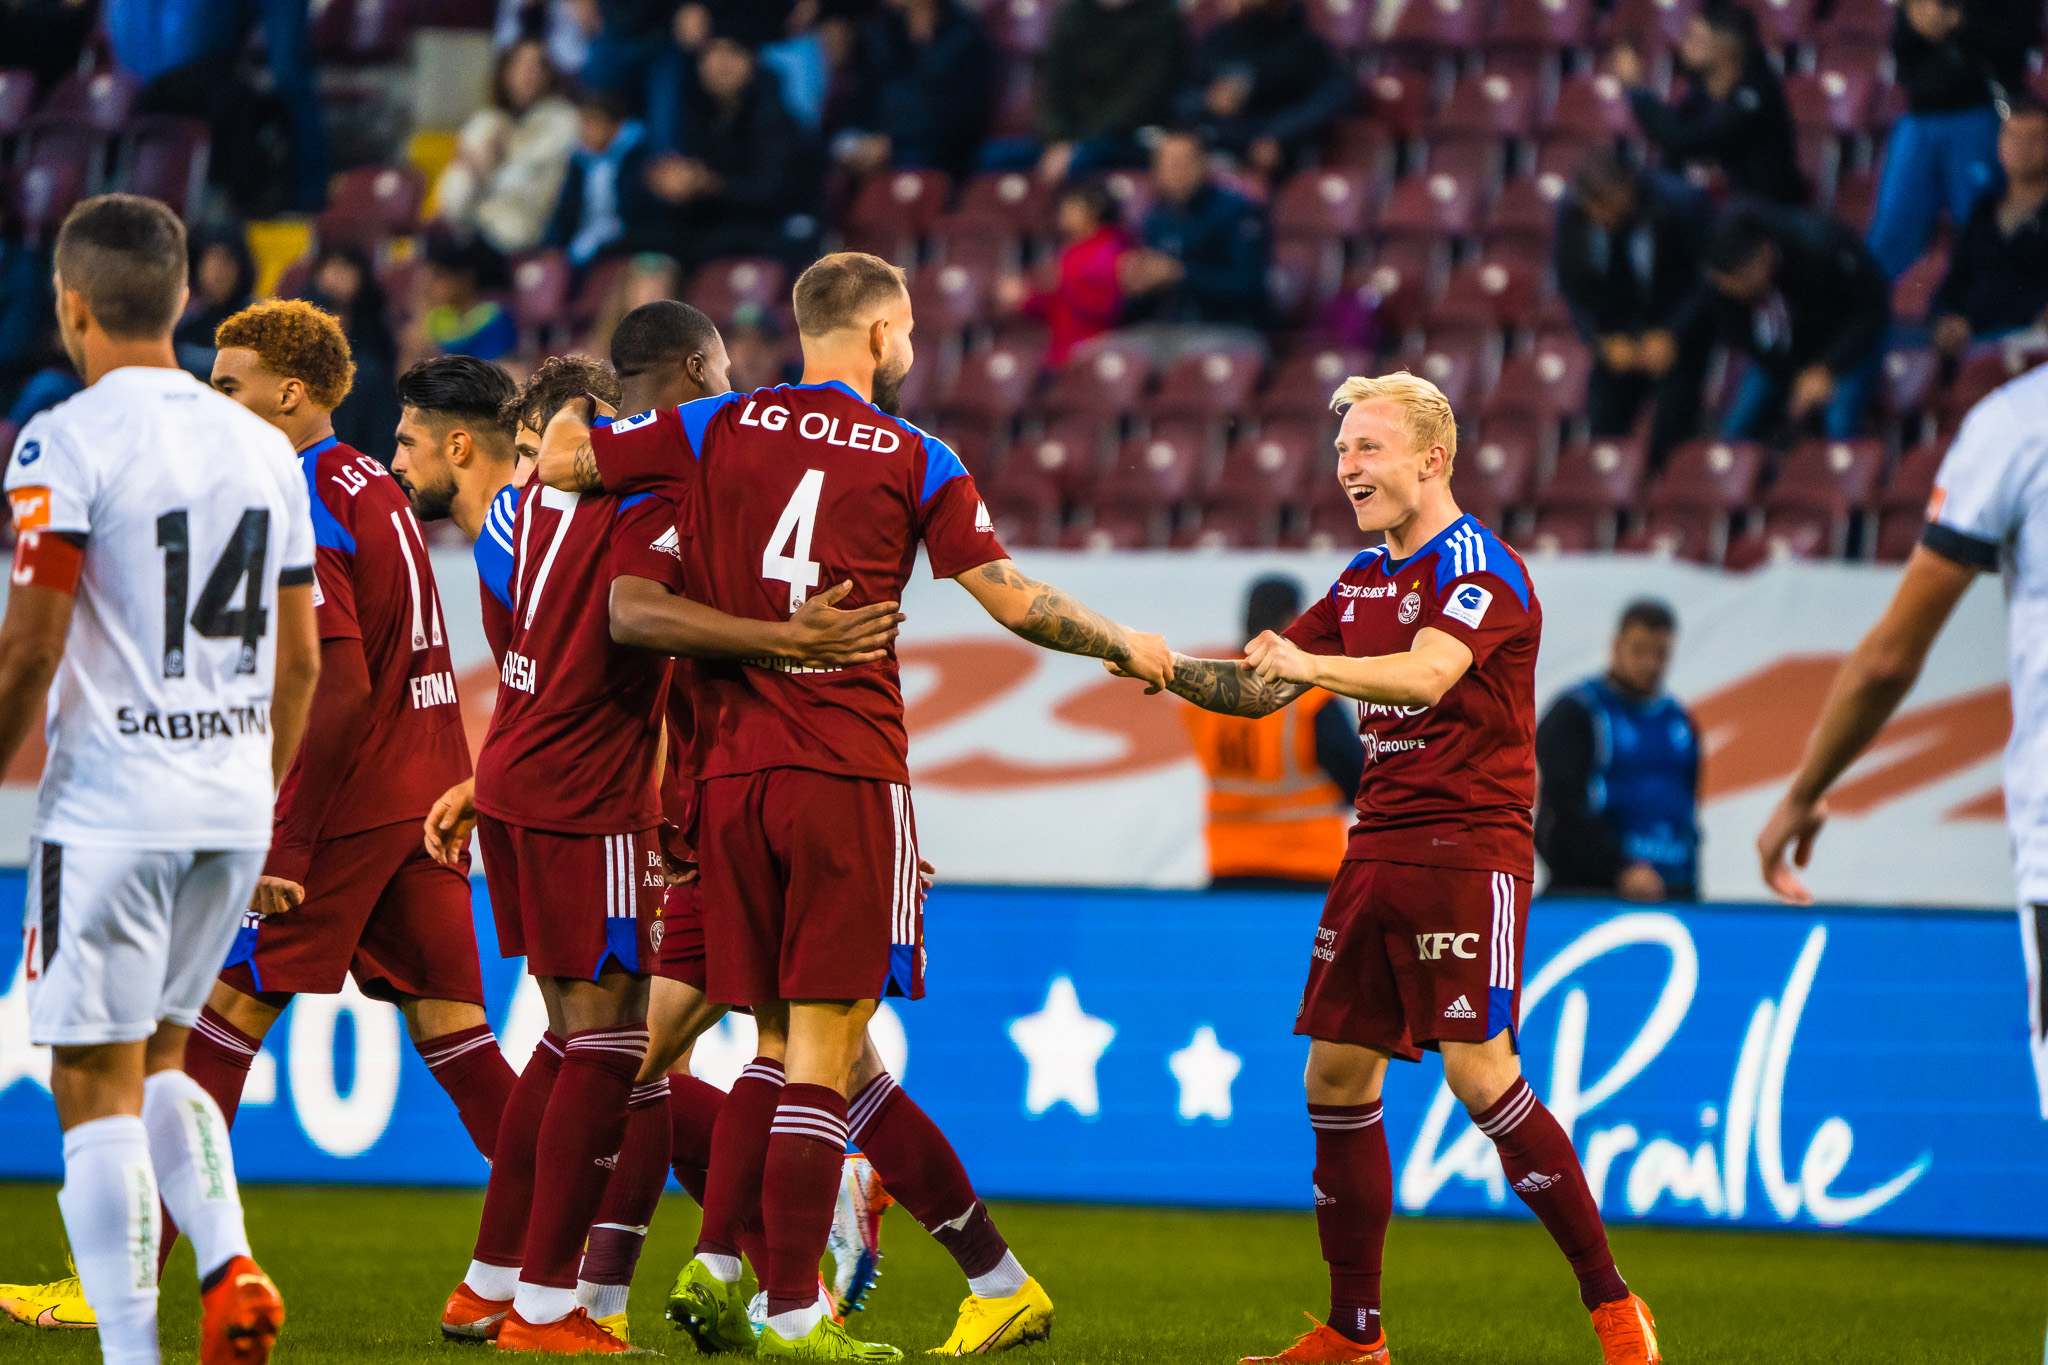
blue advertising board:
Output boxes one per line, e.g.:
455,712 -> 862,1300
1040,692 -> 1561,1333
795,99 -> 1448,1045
2,874 -> 2042,1240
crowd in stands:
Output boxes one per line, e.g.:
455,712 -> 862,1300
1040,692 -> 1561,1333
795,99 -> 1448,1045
4,0 -> 2048,564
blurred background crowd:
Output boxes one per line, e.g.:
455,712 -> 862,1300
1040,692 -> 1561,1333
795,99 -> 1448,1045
0,0 -> 2044,563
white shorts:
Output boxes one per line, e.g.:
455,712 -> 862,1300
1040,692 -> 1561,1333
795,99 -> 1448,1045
24,839 -> 265,1047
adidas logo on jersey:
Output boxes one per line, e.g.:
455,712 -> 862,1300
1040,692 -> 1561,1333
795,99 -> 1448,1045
651,525 -> 682,560
1443,995 -> 1477,1019
1313,1183 -> 1335,1207
1512,1172 -> 1560,1193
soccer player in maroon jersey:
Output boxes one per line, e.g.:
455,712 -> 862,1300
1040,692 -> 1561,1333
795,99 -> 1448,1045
535,252 -> 1173,1361
1127,374 -> 1660,1365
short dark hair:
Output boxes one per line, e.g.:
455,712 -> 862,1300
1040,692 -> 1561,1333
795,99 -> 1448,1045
1618,598 -> 1677,634
2008,95 -> 2048,123
577,87 -> 630,122
792,252 -> 907,337
1705,210 -> 1773,274
1698,0 -> 1761,51
507,354 -> 621,434
1059,180 -> 1120,230
54,194 -> 188,340
396,355 -> 518,438
1245,576 -> 1303,639
612,300 -> 722,375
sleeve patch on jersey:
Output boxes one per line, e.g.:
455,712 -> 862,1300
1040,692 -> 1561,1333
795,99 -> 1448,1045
8,484 -> 50,530
12,438 -> 40,468
612,410 -> 659,432
1442,582 -> 1493,629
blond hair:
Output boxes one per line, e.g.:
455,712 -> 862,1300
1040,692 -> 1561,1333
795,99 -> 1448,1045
1330,371 -> 1458,473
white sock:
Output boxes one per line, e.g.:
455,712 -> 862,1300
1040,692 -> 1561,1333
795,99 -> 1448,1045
578,1279 -> 630,1318
140,1071 -> 249,1282
765,1301 -> 826,1340
464,1259 -> 519,1302
514,1281 -> 580,1326
698,1253 -> 743,1284
59,1115 -> 162,1365
969,1251 -> 1028,1300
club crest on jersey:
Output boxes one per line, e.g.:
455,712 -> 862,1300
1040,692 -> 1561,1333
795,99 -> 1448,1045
1398,590 -> 1421,624
1443,582 -> 1492,629
613,410 -> 658,432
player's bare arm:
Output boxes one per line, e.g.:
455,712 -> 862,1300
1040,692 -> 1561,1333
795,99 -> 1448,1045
270,583 -> 323,790
0,575 -> 74,773
1247,626 -> 1474,708
1154,653 -> 1312,717
534,395 -> 606,493
957,557 -> 1172,689
1757,544 -> 1977,904
609,575 -> 904,666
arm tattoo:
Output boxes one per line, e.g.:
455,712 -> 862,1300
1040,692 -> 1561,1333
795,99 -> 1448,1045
979,560 -> 1131,663
571,440 -> 602,492
1166,654 -> 1306,717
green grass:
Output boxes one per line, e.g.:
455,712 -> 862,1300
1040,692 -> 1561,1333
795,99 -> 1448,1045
1,1183 -> 2044,1363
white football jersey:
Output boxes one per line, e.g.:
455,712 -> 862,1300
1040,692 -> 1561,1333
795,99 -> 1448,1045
1928,364 -> 2048,901
4,366 -> 315,850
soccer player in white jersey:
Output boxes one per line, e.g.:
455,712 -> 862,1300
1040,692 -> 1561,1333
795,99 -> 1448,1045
0,195 -> 321,1365
1759,367 -> 2048,1122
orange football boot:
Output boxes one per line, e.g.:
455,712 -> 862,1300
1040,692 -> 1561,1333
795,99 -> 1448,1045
1590,1294 -> 1662,1364
1240,1312 -> 1390,1365
198,1255 -> 284,1365
441,1281 -> 514,1343
497,1305 -> 649,1354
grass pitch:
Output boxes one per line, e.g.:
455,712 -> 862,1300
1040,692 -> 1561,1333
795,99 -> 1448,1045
0,1183 -> 2043,1364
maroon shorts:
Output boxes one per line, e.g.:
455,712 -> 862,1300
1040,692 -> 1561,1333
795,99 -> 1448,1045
221,819 -> 484,1006
699,769 -> 924,1008
654,878 -> 707,989
477,815 -> 662,980
1296,859 -> 1530,1062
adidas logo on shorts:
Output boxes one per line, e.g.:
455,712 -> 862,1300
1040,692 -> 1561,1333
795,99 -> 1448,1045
1443,994 -> 1477,1020
1313,1183 -> 1335,1207
1512,1172 -> 1560,1193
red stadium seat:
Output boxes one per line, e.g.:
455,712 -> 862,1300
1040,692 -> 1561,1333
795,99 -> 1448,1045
909,261 -> 993,335
1261,346 -> 1369,418
1060,509 -> 1157,551
1173,500 -> 1283,549
116,116 -> 210,218
1409,336 -> 1487,412
0,70 -> 36,136
319,164 -> 425,246
1891,247 -> 1949,326
1150,347 -> 1264,420
983,467 -> 1063,547
1433,72 -> 1541,141
935,341 -> 1045,427
273,254 -> 316,301
1874,436 -> 1947,561
1017,415 -> 1109,502
1273,168 -> 1376,240
1488,171 -> 1568,244
945,171 -> 1056,240
1832,164 -> 1880,231
1379,167 -> 1483,238
986,0 -> 1055,55
1211,420 -> 1326,504
1289,477 -> 1382,550
1530,436 -> 1646,550
1452,420 -> 1540,532
313,0 -> 415,62
1882,346 -> 1940,421
1786,67 -> 1877,136
566,253 -> 629,333
1350,239 -> 1443,338
44,69 -> 141,131
1628,439 -> 1766,563
1387,0 -> 1488,53
511,250 -> 571,349
1490,333 -> 1591,416
1487,0 -> 1594,60
1040,342 -> 1152,419
1423,134 -> 1506,193
1756,437 -> 1885,557
1547,73 -> 1638,142
686,257 -> 789,326
1322,118 -> 1400,185
1429,256 -> 1541,332
1098,421 -> 1207,507
1267,235 -> 1344,327
1604,0 -> 1692,46
843,169 -> 951,265
1942,346 -> 2048,426
7,162 -> 82,240
1364,73 -> 1435,139
1818,0 -> 1895,45
923,422 -> 1000,481
1748,0 -> 1818,49
1306,0 -> 1375,50
22,118 -> 105,188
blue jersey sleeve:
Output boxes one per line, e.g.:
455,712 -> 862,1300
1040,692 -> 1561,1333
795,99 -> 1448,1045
475,485 -> 518,610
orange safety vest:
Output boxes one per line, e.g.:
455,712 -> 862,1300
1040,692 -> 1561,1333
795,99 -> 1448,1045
1182,690 -> 1352,883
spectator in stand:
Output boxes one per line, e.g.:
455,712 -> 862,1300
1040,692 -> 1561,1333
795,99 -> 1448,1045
172,230 -> 256,381
663,0 -> 832,135
1930,100 -> 2048,358
496,0 -> 595,80
1705,205 -> 1891,440
1554,150 -> 1715,468
1615,2 -> 1805,206
1172,0 -> 1353,179
581,0 -> 687,120
997,181 -> 1129,367
1118,129 -> 1272,356
1868,0 -> 2039,278
106,0 -> 330,212
1536,599 -> 1701,902
831,0 -> 995,182
418,235 -> 520,363
584,251 -> 683,358
724,300 -> 801,390
1011,0 -> 1190,180
645,37 -> 823,270
299,246 -> 402,461
544,89 -> 671,268
436,38 -> 582,255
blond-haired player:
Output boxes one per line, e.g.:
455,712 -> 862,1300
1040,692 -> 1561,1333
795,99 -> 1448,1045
1114,372 -> 1661,1365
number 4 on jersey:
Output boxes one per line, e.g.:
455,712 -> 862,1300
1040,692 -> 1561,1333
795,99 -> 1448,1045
762,469 -> 826,613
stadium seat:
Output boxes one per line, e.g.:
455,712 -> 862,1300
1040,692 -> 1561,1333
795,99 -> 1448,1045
117,117 -> 210,219
1941,346 -> 2048,426
1321,118 -> 1400,186
1273,168 -> 1376,241
1350,239 -> 1441,339
565,253 -> 629,335
1547,73 -> 1638,142
1785,68 -> 1877,136
9,161 -> 86,240
1629,439 -> 1766,563
1040,342 -> 1152,419
923,422 -> 1000,480
1386,0 -> 1488,56
986,0 -> 1055,55
319,164 -> 425,247
1097,421 -> 1206,509
0,70 -> 35,137
1748,0 -> 1818,49
1604,0 -> 1693,47
1306,0 -> 1375,50
1364,73 -> 1435,140
1410,336 -> 1488,412
1378,167 -> 1483,239
1211,420 -> 1325,505
935,341 -> 1045,428
686,257 -> 789,326
511,250 -> 571,351
1433,72 -> 1541,141
22,118 -> 106,194
1818,0 -> 1895,46
1451,422 -> 1539,532
945,171 -> 1056,241
1172,499 -> 1283,549
1756,437 -> 1885,558
1832,164 -> 1880,231
377,256 -> 423,327
44,68 -> 141,132
1260,347 -> 1368,419
1422,134 -> 1506,194
1488,170 -> 1568,244
1486,0 -> 1595,64
1530,436 -> 1646,551
1289,476 -> 1382,550
908,260 -> 993,335
842,169 -> 951,265
1060,509 -> 1156,551
272,254 -> 316,302
1891,247 -> 1949,327
1874,436 -> 1947,561
983,465 -> 1063,547
1267,234 -> 1344,327
313,0 -> 416,62
1149,346 -> 1264,421
1429,256 -> 1541,332
1490,333 -> 1592,417
1020,414 -> 1112,502
1883,347 -> 1940,424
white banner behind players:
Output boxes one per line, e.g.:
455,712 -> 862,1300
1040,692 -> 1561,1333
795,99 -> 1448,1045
0,550 -> 2016,906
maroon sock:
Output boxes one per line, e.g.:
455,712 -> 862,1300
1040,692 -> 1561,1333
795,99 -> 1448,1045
669,1072 -> 724,1203
578,1078 -> 674,1288
1474,1078 -> 1628,1311
522,1025 -> 649,1290
161,1007 -> 266,1273
1310,1100 -> 1390,1345
417,1024 -> 518,1161
697,1058 -> 783,1259
761,1083 -> 849,1315
849,1072 -> 1007,1279
472,1033 -> 564,1270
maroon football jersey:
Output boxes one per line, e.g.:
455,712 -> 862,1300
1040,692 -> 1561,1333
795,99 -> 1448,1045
1284,514 -> 1540,877
588,382 -> 1007,784
275,437 -> 470,840
473,485 -> 684,834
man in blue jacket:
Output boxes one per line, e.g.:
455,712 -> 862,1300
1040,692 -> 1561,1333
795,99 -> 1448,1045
1121,130 -> 1271,344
